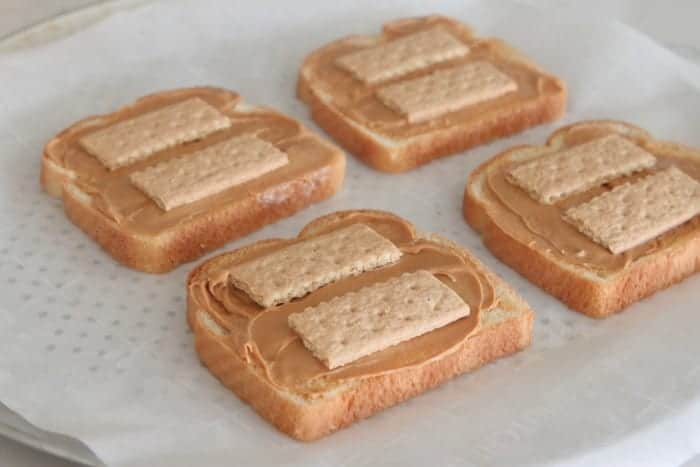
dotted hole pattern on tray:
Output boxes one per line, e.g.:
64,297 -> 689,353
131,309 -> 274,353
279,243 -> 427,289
0,160 -> 604,383
0,165 -> 198,378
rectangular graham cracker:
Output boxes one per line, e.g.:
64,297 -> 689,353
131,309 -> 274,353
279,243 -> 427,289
80,97 -> 231,170
288,270 -> 470,369
335,28 -> 469,85
376,61 -> 517,123
507,134 -> 657,204
230,224 -> 403,307
565,166 -> 700,254
129,134 -> 289,211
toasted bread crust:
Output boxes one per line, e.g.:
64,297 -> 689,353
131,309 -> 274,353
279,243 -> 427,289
192,301 -> 532,440
41,87 -> 346,273
298,76 -> 565,173
40,156 -> 73,198
463,120 -> 700,318
297,16 -> 567,173
187,209 -> 534,440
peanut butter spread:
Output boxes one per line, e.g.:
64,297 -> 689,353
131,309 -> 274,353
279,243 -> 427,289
303,16 -> 564,140
484,126 -> 700,276
188,212 -> 498,397
45,88 -> 341,234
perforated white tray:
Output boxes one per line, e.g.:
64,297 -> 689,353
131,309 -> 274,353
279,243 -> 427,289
1,1 -> 700,466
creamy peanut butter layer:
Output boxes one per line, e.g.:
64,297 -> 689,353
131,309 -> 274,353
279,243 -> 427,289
484,128 -> 700,275
303,16 -> 565,141
187,212 -> 496,396
45,88 -> 343,235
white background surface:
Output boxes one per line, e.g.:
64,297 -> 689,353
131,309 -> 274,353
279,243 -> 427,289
1,1 -> 700,466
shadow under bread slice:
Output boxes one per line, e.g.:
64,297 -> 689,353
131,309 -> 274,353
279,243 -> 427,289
297,15 -> 566,173
187,209 -> 534,441
464,120 -> 700,318
41,87 -> 346,273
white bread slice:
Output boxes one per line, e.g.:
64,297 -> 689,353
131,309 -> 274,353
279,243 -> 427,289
40,87 -> 345,273
297,15 -> 566,173
187,210 -> 534,440
464,120 -> 700,318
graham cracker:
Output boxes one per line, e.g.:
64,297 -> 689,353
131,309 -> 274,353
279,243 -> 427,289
80,97 -> 231,170
564,166 -> 700,254
229,224 -> 402,307
507,134 -> 657,204
129,134 -> 289,211
376,61 -> 517,123
335,28 -> 469,85
288,270 -> 470,369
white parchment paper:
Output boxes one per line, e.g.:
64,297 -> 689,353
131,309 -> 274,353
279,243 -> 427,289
1,1 -> 700,466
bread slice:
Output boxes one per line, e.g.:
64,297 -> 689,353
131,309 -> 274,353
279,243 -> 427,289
187,209 -> 534,440
464,120 -> 700,318
41,87 -> 345,273
297,15 -> 566,173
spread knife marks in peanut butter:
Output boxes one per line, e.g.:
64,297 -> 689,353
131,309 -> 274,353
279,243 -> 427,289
304,16 -> 564,140
188,212 -> 497,397
484,130 -> 700,276
45,88 -> 341,234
